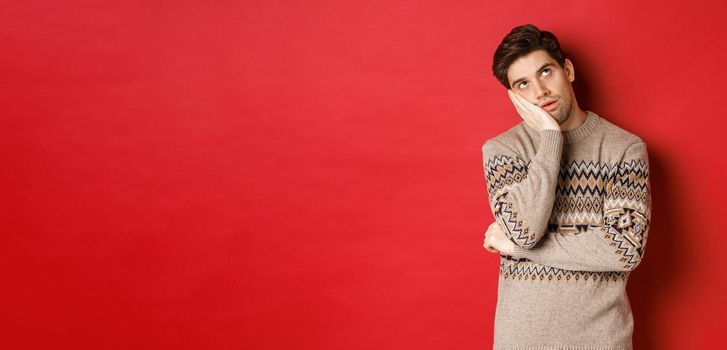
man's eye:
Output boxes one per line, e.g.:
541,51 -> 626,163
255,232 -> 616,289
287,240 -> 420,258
518,82 -> 528,89
541,68 -> 551,76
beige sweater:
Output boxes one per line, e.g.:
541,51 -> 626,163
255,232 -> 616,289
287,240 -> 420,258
481,111 -> 652,350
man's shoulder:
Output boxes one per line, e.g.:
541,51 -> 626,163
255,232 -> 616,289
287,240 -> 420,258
590,112 -> 649,164
597,114 -> 645,147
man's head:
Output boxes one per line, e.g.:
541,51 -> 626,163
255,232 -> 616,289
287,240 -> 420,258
492,24 -> 579,125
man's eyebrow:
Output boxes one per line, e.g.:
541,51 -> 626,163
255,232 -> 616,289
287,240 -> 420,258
510,63 -> 555,88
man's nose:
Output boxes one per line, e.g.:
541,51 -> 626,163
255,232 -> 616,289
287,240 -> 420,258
534,81 -> 550,99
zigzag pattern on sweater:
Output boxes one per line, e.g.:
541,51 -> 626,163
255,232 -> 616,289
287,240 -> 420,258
485,157 -> 649,203
499,255 -> 628,283
485,155 -> 650,273
551,198 -> 603,225
605,159 -> 650,269
606,159 -> 651,215
556,160 -> 612,196
492,192 -> 533,247
484,155 -> 530,201
484,155 -> 537,246
602,208 -> 647,269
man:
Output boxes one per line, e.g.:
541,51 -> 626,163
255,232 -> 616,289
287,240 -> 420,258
481,24 -> 652,349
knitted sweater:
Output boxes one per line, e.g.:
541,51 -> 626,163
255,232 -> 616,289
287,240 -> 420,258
481,110 -> 651,350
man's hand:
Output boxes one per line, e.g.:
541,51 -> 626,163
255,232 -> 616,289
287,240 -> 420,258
507,89 -> 560,132
483,222 -> 516,256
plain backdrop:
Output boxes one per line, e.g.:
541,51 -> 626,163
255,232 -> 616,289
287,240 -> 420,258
2,0 -> 727,349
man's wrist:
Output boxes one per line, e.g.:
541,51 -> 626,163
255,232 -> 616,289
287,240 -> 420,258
534,129 -> 563,160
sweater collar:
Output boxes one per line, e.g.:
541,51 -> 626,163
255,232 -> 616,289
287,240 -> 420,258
522,110 -> 601,143
562,110 -> 600,144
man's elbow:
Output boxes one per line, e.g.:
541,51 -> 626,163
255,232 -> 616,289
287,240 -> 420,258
619,232 -> 648,271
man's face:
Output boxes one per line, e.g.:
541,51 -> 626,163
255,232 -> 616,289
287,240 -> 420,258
506,49 -> 576,125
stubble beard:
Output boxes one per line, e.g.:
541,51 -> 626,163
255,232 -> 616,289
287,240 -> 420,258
552,99 -> 572,125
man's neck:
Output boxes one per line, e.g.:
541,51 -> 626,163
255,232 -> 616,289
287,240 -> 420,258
560,107 -> 588,132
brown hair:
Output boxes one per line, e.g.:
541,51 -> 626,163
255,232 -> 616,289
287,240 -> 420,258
492,24 -> 566,89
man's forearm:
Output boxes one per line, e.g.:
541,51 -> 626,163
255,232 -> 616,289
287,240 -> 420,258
510,142 -> 652,272
511,219 -> 647,272
483,129 -> 563,249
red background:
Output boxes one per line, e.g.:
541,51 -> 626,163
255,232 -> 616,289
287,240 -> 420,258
2,1 -> 726,349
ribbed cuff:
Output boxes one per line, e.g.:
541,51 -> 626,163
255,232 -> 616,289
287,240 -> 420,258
533,129 -> 563,162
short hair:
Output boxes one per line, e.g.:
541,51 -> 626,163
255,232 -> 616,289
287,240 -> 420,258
492,24 -> 566,89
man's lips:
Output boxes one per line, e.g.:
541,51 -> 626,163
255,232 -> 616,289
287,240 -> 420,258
540,99 -> 559,111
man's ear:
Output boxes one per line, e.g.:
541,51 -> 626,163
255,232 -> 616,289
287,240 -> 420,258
564,58 -> 575,83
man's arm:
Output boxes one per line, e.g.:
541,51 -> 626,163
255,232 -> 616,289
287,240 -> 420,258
511,141 -> 652,272
482,129 -> 563,249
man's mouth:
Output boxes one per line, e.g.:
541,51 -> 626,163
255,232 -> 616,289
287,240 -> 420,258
540,99 -> 559,111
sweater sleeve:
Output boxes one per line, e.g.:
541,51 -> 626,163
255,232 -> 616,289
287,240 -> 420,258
482,130 -> 564,249
511,141 -> 652,272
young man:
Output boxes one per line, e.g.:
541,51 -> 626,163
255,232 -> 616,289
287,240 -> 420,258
481,24 -> 652,349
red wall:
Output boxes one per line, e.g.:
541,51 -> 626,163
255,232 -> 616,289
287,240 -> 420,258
2,1 -> 726,349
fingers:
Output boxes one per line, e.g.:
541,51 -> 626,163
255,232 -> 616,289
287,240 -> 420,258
507,90 -> 527,118
508,90 -> 537,130
507,89 -> 521,108
485,221 -> 516,256
483,236 -> 498,253
484,227 -> 499,253
485,235 -> 507,254
509,89 -> 534,111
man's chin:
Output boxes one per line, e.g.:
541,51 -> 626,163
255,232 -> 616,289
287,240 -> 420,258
554,112 -> 569,125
